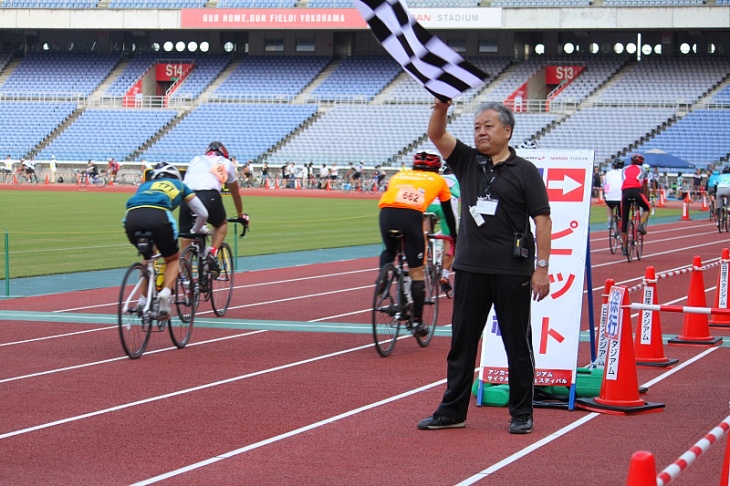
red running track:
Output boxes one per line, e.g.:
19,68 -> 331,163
1,208 -> 729,485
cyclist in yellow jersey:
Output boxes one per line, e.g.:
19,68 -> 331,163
378,150 -> 457,337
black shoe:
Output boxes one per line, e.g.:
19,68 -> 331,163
207,255 -> 220,279
412,321 -> 429,338
417,414 -> 465,430
637,223 -> 647,235
621,247 -> 628,256
509,414 -> 533,435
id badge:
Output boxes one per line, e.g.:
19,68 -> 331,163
476,198 -> 498,216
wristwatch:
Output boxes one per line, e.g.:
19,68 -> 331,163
536,260 -> 549,269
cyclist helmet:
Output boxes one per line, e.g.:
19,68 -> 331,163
206,141 -> 229,160
516,138 -> 539,150
441,162 -> 453,175
413,150 -> 442,172
150,162 -> 181,181
612,157 -> 625,169
630,153 -> 644,165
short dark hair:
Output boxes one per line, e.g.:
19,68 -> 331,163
475,102 -> 515,140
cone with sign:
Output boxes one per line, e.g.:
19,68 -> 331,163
626,451 -> 657,486
634,266 -> 679,368
709,248 -> 730,328
680,193 -> 691,220
721,429 -> 730,486
576,286 -> 665,415
668,255 -> 723,346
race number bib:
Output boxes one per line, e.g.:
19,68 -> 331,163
210,162 -> 227,184
395,186 -> 424,208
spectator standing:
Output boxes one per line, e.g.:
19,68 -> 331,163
692,169 -> 702,201
50,155 -> 58,183
259,162 -> 270,187
418,99 -> 551,435
592,166 -> 602,199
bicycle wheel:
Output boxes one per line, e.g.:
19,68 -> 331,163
170,258 -> 196,348
94,176 -> 106,188
210,242 -> 234,317
77,175 -> 87,187
625,220 -> 634,262
636,233 -> 644,260
608,218 -> 618,254
181,246 -> 203,307
709,202 -> 716,221
416,262 -> 439,348
723,209 -> 729,233
718,209 -> 725,233
372,263 -> 401,357
118,262 -> 152,359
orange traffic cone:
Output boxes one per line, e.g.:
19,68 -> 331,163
576,285 -> 665,415
710,248 -> 730,329
325,179 -> 331,191
263,178 -> 270,189
668,255 -> 722,346
721,429 -> 730,486
626,451 -> 657,486
657,188 -> 666,208
295,178 -> 302,190
44,173 -> 49,184
12,173 -> 17,184
701,193 -> 708,211
680,193 -> 691,220
593,278 -> 615,368
634,266 -> 679,368
274,178 -> 280,189
598,189 -> 604,203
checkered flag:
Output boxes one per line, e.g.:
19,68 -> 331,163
354,0 -> 488,102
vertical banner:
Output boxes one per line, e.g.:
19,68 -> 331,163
478,150 -> 594,389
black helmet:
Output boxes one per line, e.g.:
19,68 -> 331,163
207,141 -> 229,159
612,158 -> 625,169
723,166 -> 730,174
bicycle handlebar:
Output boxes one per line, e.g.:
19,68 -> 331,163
226,215 -> 249,238
426,233 -> 455,257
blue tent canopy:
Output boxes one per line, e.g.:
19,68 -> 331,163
622,149 -> 694,169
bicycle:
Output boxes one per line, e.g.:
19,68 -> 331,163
75,169 -> 106,188
716,196 -> 728,233
624,199 -> 644,262
423,212 -> 455,298
608,205 -> 623,255
118,231 -> 196,359
179,218 -> 241,317
371,231 -> 439,357
709,197 -> 716,222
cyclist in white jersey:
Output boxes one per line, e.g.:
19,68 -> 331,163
179,141 -> 249,260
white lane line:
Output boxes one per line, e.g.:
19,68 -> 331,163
0,339 -> 376,440
455,346 -> 720,485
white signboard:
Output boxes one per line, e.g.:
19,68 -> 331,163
478,150 -> 594,388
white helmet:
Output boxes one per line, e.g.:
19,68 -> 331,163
151,162 -> 181,180
516,138 -> 538,149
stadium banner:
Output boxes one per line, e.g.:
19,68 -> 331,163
179,8 -> 500,30
477,150 -> 594,394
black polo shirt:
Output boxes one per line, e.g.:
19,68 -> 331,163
447,140 -> 551,276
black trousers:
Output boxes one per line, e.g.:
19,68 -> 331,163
435,270 -> 535,421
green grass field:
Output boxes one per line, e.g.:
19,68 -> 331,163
0,191 -> 381,279
0,190 -> 698,280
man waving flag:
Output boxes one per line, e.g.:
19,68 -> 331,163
354,0 -> 489,102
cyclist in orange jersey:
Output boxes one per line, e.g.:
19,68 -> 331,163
378,150 -> 457,338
